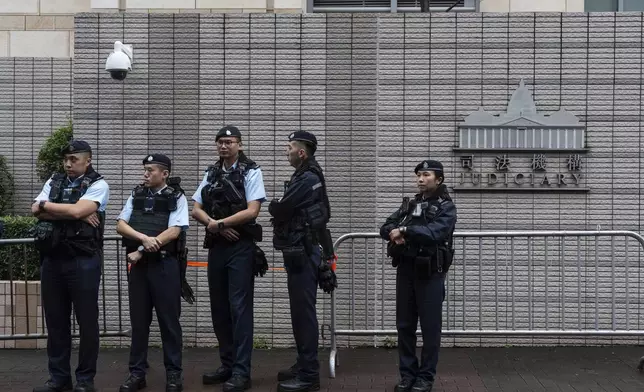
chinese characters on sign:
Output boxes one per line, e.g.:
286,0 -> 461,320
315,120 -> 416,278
458,154 -> 583,187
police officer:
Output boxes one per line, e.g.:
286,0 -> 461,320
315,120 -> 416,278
268,131 -> 337,392
115,154 -> 189,392
380,159 -> 457,392
191,125 -> 266,392
31,140 -> 110,392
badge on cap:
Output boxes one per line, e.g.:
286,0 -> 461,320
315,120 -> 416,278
147,156 -> 153,161
290,133 -> 295,139
226,130 -> 231,136
69,145 -> 75,152
423,161 -> 429,169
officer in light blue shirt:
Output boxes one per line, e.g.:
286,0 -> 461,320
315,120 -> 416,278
191,126 -> 266,391
31,140 -> 109,392
115,154 -> 189,392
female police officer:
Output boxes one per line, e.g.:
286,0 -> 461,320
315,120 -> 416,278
380,159 -> 457,392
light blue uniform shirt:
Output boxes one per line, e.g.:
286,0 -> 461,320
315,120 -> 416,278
34,176 -> 110,212
117,185 -> 190,230
192,161 -> 267,204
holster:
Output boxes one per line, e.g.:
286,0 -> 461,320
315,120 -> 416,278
30,221 -> 55,255
253,244 -> 269,277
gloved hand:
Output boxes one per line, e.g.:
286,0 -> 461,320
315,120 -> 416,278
253,244 -> 269,277
318,256 -> 338,294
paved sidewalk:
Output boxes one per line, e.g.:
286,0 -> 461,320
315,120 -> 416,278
2,346 -> 644,391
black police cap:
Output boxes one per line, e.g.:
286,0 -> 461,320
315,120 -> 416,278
216,125 -> 242,141
414,159 -> 444,175
61,140 -> 92,156
288,131 -> 318,153
143,154 -> 172,172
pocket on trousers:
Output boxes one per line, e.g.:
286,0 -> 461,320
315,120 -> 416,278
282,245 -> 307,274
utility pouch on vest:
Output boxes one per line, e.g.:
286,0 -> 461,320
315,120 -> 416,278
282,245 -> 307,274
305,203 -> 326,230
246,223 -> 263,242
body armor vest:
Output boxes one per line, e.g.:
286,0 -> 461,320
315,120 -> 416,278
201,157 -> 260,244
123,185 -> 181,253
48,169 -> 105,255
273,160 -> 330,250
389,195 -> 454,272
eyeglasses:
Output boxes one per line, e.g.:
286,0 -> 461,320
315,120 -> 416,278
217,140 -> 238,147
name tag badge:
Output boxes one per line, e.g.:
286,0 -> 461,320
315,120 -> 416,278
144,197 -> 155,213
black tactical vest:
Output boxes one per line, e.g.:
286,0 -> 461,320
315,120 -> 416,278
201,156 -> 259,239
402,196 -> 452,257
123,185 -> 182,253
48,168 -> 105,254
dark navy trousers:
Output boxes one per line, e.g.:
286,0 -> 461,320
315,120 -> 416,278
40,253 -> 102,384
127,254 -> 183,377
285,246 -> 321,381
207,239 -> 255,377
396,259 -> 445,384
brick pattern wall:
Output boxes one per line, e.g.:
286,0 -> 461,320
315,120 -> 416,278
0,58 -> 73,213
70,12 -> 644,350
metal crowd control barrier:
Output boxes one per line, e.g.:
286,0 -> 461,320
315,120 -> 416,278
0,235 -> 130,341
328,230 -> 644,378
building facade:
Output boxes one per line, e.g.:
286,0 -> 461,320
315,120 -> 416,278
3,0 -> 644,59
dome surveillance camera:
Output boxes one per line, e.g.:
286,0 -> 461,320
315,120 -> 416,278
105,41 -> 133,81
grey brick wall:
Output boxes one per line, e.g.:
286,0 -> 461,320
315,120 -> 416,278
0,58 -> 72,214
71,12 -> 644,349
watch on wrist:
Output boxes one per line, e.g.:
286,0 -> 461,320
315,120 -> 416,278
400,226 -> 407,234
137,245 -> 145,253
218,221 -> 225,230
39,200 -> 47,212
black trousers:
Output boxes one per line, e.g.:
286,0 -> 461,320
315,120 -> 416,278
207,239 -> 255,377
285,246 -> 321,380
396,259 -> 445,384
127,254 -> 182,377
41,253 -> 102,384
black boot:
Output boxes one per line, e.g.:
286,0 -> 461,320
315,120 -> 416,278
277,363 -> 299,381
73,381 -> 95,392
166,373 -> 183,392
222,374 -> 251,392
33,380 -> 73,392
411,378 -> 432,392
277,376 -> 320,392
202,366 -> 232,385
394,378 -> 415,392
119,374 -> 147,392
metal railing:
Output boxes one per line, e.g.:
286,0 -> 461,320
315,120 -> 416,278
0,235 -> 130,341
328,230 -> 644,378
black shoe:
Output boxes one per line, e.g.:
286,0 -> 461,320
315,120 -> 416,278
222,374 -> 251,392
277,376 -> 321,392
202,366 -> 232,385
119,374 -> 147,392
33,380 -> 73,392
73,381 -> 96,392
394,378 -> 415,392
277,363 -> 299,381
411,378 -> 432,392
166,373 -> 183,392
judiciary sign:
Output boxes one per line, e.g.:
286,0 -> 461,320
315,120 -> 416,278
453,80 -> 589,193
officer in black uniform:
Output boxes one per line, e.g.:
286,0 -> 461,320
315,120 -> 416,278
116,154 -> 189,392
192,126 -> 266,392
31,140 -> 110,392
269,131 -> 337,392
380,159 -> 457,392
